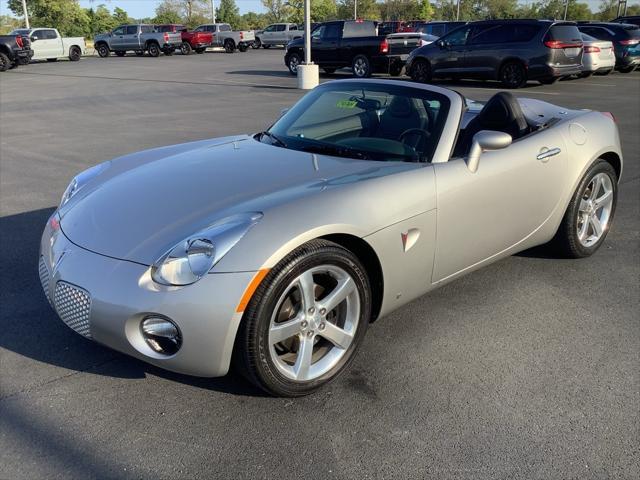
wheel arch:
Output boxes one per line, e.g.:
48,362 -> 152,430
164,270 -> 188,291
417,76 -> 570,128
600,151 -> 622,181
145,39 -> 159,49
497,56 -> 527,78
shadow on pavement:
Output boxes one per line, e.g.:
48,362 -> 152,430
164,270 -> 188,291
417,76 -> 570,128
0,207 -> 263,397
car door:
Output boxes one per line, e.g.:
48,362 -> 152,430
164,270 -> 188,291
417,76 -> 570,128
121,25 -> 140,50
262,25 -> 276,45
431,127 -> 568,283
273,24 -> 287,44
31,29 -> 57,58
110,26 -> 127,49
312,22 -> 342,65
431,25 -> 472,75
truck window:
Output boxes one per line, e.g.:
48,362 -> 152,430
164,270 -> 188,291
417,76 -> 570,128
443,25 -> 471,46
43,29 -> 58,39
219,24 -> 231,32
275,25 -> 286,32
343,21 -> 375,38
113,26 -> 126,36
125,25 -> 138,35
323,23 -> 343,39
290,25 -> 297,31
264,25 -> 275,32
140,25 -> 154,33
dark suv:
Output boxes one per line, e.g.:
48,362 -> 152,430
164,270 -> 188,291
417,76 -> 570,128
578,22 -> 640,72
405,20 -> 584,88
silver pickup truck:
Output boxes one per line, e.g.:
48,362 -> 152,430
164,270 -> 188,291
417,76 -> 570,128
193,23 -> 255,53
94,24 -> 182,58
253,23 -> 302,49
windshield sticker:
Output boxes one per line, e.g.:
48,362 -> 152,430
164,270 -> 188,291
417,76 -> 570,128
336,100 -> 358,109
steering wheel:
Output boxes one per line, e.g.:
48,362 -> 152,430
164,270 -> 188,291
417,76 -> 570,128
399,128 -> 430,153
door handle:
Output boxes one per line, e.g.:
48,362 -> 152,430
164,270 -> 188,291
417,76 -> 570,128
537,147 -> 561,161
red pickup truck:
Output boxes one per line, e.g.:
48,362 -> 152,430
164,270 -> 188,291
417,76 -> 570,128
155,24 -> 212,54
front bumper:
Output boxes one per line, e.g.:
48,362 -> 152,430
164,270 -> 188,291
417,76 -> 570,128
39,213 -> 255,377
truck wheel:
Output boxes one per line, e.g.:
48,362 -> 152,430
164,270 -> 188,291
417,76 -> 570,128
0,52 -> 10,72
115,51 -> 126,57
69,46 -> 81,61
147,43 -> 160,57
617,66 -> 634,73
352,55 -> 372,78
409,59 -> 431,83
224,39 -> 235,53
287,52 -> 301,75
195,48 -> 206,54
252,38 -> 261,49
238,44 -> 248,52
135,50 -> 144,56
46,58 -> 58,62
180,42 -> 192,55
96,43 -> 109,58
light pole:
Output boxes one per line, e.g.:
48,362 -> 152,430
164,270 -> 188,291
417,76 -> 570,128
563,0 -> 569,20
296,0 -> 319,89
21,0 -> 30,28
456,0 -> 461,21
211,0 -> 216,23
354,0 -> 357,20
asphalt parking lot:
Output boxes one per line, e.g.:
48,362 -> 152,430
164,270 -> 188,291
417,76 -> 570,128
1,49 -> 639,479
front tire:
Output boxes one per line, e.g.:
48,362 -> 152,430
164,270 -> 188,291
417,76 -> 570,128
618,66 -> 635,73
234,240 -> 371,397
500,61 -> 527,88
410,59 -> 431,83
252,38 -> 261,49
552,160 -> 618,258
238,44 -> 248,52
287,52 -> 301,75
352,54 -> 371,78
0,52 -> 10,72
96,43 -> 109,58
69,46 -> 81,61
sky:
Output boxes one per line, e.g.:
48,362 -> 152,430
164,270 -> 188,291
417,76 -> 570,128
2,0 -> 638,20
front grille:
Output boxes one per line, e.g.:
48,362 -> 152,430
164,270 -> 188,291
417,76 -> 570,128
54,281 -> 92,338
38,256 -> 51,305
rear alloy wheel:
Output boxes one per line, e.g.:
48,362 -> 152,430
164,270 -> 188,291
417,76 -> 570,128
352,54 -> 371,78
115,51 -> 126,57
69,46 -> 81,61
224,40 -> 235,53
252,38 -> 261,49
287,52 -> 301,75
180,42 -> 192,55
500,61 -> 527,88
234,239 -> 371,397
0,52 -> 10,72
410,59 -> 431,83
148,43 -> 160,57
96,43 -> 109,57
552,160 -> 617,258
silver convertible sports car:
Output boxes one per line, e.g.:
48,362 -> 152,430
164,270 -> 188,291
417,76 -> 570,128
40,80 -> 622,396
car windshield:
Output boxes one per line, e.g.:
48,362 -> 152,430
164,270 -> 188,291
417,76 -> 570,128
264,83 -> 450,163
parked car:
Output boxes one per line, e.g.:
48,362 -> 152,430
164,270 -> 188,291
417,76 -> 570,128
406,20 -> 584,88
378,21 -> 406,35
415,21 -> 467,37
94,24 -> 182,58
0,33 -> 33,71
578,22 -> 640,73
155,24 -> 213,55
398,20 -> 427,33
253,23 -> 302,49
389,31 -> 438,48
193,23 -> 255,53
579,33 -> 616,77
611,15 -> 640,27
40,79 -> 623,396
285,20 -> 421,77
10,28 -> 84,62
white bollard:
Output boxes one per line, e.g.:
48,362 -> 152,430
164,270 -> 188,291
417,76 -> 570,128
297,63 -> 319,90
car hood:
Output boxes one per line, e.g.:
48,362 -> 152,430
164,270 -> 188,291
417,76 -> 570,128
59,135 -> 410,266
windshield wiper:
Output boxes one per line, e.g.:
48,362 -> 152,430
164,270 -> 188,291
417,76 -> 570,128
260,131 -> 288,148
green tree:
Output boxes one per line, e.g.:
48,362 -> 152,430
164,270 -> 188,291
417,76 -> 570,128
419,0 -> 434,20
241,12 -> 270,29
112,6 -> 131,25
87,5 -> 117,35
337,0 -> 380,20
0,14 -> 22,34
261,0 -> 291,22
217,0 -> 240,27
286,0 -> 338,23
8,0 -> 90,36
154,0 -> 183,24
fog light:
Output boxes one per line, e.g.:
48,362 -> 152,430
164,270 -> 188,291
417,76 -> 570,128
141,317 -> 182,355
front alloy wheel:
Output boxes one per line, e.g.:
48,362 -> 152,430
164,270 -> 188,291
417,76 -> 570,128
287,53 -> 301,75
234,240 -> 371,396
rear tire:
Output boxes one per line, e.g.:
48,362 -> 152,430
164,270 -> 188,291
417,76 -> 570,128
500,61 -> 527,88
96,43 -> 109,58
410,59 -> 431,83
180,42 -> 192,55
0,52 -> 10,72
351,54 -> 371,78
69,46 -> 81,61
147,42 -> 160,57
224,39 -> 235,53
233,239 -> 372,397
287,52 -> 301,75
551,160 -> 617,258
238,44 -> 248,52
195,48 -> 206,54
252,38 -> 261,49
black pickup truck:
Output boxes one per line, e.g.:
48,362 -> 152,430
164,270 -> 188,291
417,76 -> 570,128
284,20 -> 421,78
0,34 -> 33,71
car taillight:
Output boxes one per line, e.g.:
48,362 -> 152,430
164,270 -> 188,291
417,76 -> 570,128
584,45 -> 600,53
164,32 -> 169,42
619,39 -> 639,46
16,35 -> 23,48
380,38 -> 389,54
240,31 -> 244,40
601,112 -> 616,122
544,40 -> 582,49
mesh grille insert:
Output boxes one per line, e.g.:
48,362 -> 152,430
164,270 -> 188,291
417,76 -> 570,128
38,256 -> 51,305
54,281 -> 92,339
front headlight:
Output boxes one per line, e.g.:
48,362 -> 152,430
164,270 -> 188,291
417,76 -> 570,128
151,212 -> 262,286
60,162 -> 110,207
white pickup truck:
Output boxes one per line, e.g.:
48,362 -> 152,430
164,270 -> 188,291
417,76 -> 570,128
11,28 -> 85,62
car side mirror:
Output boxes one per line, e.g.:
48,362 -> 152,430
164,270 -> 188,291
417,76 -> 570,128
466,130 -> 512,173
